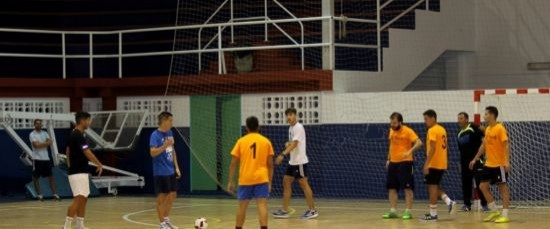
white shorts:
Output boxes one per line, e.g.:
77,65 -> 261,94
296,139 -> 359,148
68,173 -> 90,197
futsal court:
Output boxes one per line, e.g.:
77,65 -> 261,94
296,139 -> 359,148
2,0 -> 550,229
0,197 -> 548,229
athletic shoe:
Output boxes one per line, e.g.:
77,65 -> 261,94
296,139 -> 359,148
53,194 -> 61,201
382,211 -> 399,219
461,205 -> 471,212
402,211 -> 412,220
419,214 -> 438,221
37,195 -> 44,201
482,205 -> 490,212
301,209 -> 319,219
494,216 -> 510,223
159,222 -> 170,229
483,211 -> 500,222
164,219 -> 178,229
448,201 -> 457,214
272,209 -> 290,219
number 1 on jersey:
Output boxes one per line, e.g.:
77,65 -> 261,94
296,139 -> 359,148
250,143 -> 257,159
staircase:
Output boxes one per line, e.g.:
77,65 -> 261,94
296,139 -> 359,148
333,0 -> 475,92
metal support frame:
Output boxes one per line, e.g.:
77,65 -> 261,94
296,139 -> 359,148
0,0 -> 433,74
0,110 -> 148,194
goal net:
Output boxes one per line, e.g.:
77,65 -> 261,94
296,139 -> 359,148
164,0 -> 550,209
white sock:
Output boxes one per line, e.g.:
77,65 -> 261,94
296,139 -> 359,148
164,217 -> 170,222
63,217 -> 73,229
488,202 -> 497,211
390,208 -> 396,213
441,194 -> 452,205
501,208 -> 509,217
430,205 -> 438,217
76,217 -> 84,229
404,208 -> 411,213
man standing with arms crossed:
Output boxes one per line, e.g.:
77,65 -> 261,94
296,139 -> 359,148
150,111 -> 181,229
227,116 -> 275,229
383,112 -> 422,220
30,118 -> 60,201
469,106 -> 511,223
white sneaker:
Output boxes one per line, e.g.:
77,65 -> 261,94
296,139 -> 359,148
164,220 -> 178,229
159,222 -> 170,229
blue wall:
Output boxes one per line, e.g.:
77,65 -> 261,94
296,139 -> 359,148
0,128 -> 191,196
260,123 -> 464,200
2,123 -> 549,202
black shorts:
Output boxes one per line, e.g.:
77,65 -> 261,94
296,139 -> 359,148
480,166 -> 508,184
285,164 -> 308,179
387,161 -> 414,190
424,169 -> 445,185
154,175 -> 178,194
33,160 -> 52,178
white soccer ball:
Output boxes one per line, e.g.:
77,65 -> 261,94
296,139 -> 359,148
194,217 -> 208,229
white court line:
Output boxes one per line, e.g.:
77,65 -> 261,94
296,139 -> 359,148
122,204 -> 222,229
122,201 -> 550,228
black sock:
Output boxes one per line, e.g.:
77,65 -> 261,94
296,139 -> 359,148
236,227 -> 242,229
261,227 -> 267,229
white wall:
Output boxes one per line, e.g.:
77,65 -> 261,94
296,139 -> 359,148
471,0 -> 550,88
117,96 -> 190,127
333,0 -> 476,92
242,90 -> 472,124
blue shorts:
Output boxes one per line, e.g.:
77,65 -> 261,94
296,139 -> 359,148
237,183 -> 269,200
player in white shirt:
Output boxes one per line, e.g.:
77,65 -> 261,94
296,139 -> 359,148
29,119 -> 60,201
273,108 -> 318,219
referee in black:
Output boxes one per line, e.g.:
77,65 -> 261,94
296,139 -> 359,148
457,112 -> 488,212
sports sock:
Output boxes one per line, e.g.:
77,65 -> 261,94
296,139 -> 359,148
390,208 -> 396,213
75,217 -> 84,229
430,205 -> 438,217
488,202 -> 497,211
501,209 -> 509,217
404,208 -> 411,213
441,194 -> 452,205
261,226 -> 268,229
63,216 -> 73,229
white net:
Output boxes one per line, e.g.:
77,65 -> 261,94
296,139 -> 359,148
480,92 -> 550,207
164,0 -> 550,208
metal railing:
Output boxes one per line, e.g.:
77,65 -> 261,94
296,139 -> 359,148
0,0 -> 430,79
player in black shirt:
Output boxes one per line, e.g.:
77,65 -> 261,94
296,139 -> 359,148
457,112 -> 488,212
63,112 -> 103,229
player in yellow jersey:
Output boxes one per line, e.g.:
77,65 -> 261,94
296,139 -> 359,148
421,110 -> 456,221
227,116 -> 275,229
383,112 -> 423,220
469,106 -> 511,223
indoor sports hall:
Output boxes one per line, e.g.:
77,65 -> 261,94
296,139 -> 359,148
1,0 -> 549,228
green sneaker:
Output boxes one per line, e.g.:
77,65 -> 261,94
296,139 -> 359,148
402,211 -> 413,220
383,211 -> 399,219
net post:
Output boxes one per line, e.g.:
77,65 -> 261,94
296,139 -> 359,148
474,89 -> 484,125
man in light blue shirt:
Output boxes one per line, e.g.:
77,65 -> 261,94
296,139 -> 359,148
29,119 -> 60,201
